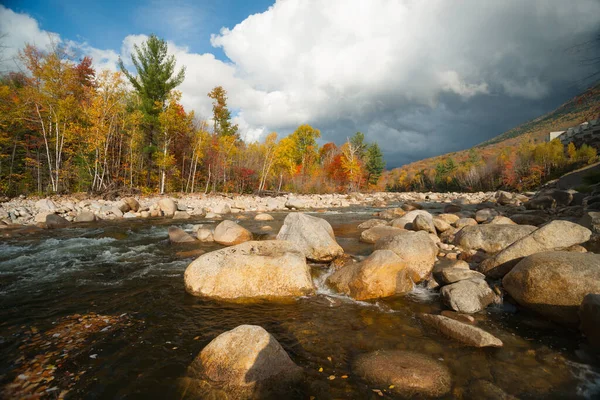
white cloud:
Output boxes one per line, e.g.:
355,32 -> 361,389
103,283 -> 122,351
2,1 -> 600,165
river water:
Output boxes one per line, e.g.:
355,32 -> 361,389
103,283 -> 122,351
1,207 -> 599,399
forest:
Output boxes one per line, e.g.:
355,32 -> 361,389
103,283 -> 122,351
0,35 -> 385,197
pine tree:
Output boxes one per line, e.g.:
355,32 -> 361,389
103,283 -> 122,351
366,143 -> 385,185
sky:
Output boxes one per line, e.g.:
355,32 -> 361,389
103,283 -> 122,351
1,0 -> 599,168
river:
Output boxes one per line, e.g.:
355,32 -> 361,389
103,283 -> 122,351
1,207 -> 599,399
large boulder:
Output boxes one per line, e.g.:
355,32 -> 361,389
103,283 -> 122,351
413,214 -> 436,234
390,210 -> 433,229
440,278 -> 495,314
418,314 -> 503,347
503,251 -> 600,324
188,325 -> 302,397
285,197 -> 305,209
478,220 -> 592,279
374,230 -> 437,282
184,240 -> 315,300
580,294 -> 600,350
326,250 -> 413,300
212,202 -> 231,215
213,220 -> 253,246
45,214 -> 69,229
360,226 -> 404,244
169,226 -> 196,244
475,208 -> 499,223
353,350 -> 451,398
454,224 -> 536,253
35,199 -> 57,212
158,198 -> 177,217
276,213 -> 343,262
122,197 -> 140,212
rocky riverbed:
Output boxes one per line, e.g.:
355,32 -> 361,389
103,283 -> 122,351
1,188 -> 600,398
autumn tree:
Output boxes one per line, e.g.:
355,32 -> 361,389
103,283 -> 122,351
208,86 -> 238,137
118,34 -> 185,186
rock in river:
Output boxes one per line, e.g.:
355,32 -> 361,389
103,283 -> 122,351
327,249 -> 413,300
46,214 -> 69,229
353,350 -> 451,398
184,240 -> 315,300
418,314 -> 503,347
441,278 -> 495,314
580,294 -> 600,350
276,212 -> 343,262
188,325 -> 302,398
213,220 -> 252,246
374,230 -> 437,282
454,224 -> 536,253
158,198 -> 177,217
169,226 -> 196,244
360,225 -> 404,244
503,251 -> 600,324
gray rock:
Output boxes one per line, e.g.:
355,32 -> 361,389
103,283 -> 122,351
475,208 -> 499,223
285,197 -> 305,209
440,278 -> 495,314
169,226 -> 196,243
413,214 -> 436,234
197,228 -> 214,242
391,210 -> 433,229
375,230 -> 438,282
75,211 -> 95,222
453,224 -> 536,253
35,199 -> 57,212
418,314 -> 502,347
509,213 -> 547,226
440,268 -> 485,284
276,213 -> 343,262
214,220 -> 252,246
46,214 -> 69,228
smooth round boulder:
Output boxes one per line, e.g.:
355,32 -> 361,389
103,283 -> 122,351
453,224 -> 536,253
353,350 -> 451,398
413,214 -> 436,234
254,213 -> 274,221
433,217 -> 452,233
390,210 -> 433,229
122,197 -> 140,212
184,240 -> 315,300
440,278 -> 495,314
475,208 -> 499,223
489,215 -> 516,225
326,250 -> 413,300
437,213 -> 460,224
173,211 -> 191,220
276,213 -> 343,262
360,226 -> 404,244
169,226 -> 196,244
455,218 -> 478,229
189,325 -> 302,397
503,251 -> 600,324
197,228 -> 214,242
158,198 -> 177,217
213,220 -> 252,246
374,230 -> 437,282
212,202 -> 231,215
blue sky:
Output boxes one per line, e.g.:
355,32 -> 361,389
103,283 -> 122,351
3,0 -> 274,61
1,1 -> 599,168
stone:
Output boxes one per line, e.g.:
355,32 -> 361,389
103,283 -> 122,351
45,214 -> 69,229
525,195 -> 556,210
440,268 -> 486,284
212,202 -> 231,215
437,213 -> 460,224
467,379 -> 519,400
444,204 -> 462,213
140,211 -> 150,218
188,325 -> 302,397
509,213 -> 547,226
169,226 -> 196,243
285,197 -> 305,209
374,230 -> 438,282
475,208 -> 499,223
109,206 -> 123,218
276,213 -> 343,262
402,201 -> 423,211
440,310 -> 476,324
357,219 -> 388,229
184,240 -> 315,300
453,224 -> 536,253
205,212 -> 221,219
123,212 -> 137,219
478,220 -> 592,279
503,251 -> 600,324
254,213 -> 274,221
418,314 -> 502,347
440,278 -> 495,314
580,294 -> 600,350
413,214 -> 436,234
326,250 -> 414,300
115,200 -> 131,213
580,211 -> 600,234
353,350 -> 451,398
158,198 -> 178,217
34,212 -> 52,223
75,211 -> 95,222
489,216 -> 516,225
360,226 -> 405,244
173,211 -> 191,220
197,228 -> 214,242
35,199 -> 57,212
390,210 -> 433,229
122,197 -> 140,212
455,218 -> 478,229
495,191 -> 514,205
213,220 -> 253,246
433,217 -> 452,232
378,208 -> 405,220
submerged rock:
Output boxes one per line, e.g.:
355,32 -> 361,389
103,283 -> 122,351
276,212 -> 343,262
478,220 -> 592,279
187,325 -> 302,398
466,379 -> 518,400
169,226 -> 196,243
418,314 -> 502,347
326,250 -> 413,300
503,251 -> 600,324
353,350 -> 451,398
213,220 -> 252,246
374,230 -> 437,282
184,240 -> 314,300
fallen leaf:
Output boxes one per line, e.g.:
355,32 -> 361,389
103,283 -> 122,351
372,389 -> 383,397
318,367 -> 323,372
328,375 -> 335,380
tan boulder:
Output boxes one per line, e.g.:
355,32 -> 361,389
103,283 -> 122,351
357,219 -> 388,229
374,230 -> 437,282
360,225 -> 404,244
184,240 -> 315,300
453,224 -> 536,253
122,197 -> 140,212
418,314 -> 503,347
276,213 -> 343,262
158,198 -> 177,217
254,213 -> 274,221
169,226 -> 196,244
213,220 -> 252,246
390,210 -> 433,229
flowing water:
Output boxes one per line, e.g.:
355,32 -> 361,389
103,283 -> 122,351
1,207 -> 599,399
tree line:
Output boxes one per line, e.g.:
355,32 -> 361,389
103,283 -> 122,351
0,35 -> 385,196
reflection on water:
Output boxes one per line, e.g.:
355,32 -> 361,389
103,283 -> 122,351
0,208 -> 599,399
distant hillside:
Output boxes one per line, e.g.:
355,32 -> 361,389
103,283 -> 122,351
391,83 -> 600,177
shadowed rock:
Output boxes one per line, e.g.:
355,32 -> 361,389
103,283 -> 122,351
418,314 -> 502,347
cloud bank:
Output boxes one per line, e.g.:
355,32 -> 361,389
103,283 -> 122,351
2,1 -> 599,167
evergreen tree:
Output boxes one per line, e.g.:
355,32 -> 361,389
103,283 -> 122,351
350,132 -> 367,160
207,86 -> 238,137
366,143 -> 385,185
